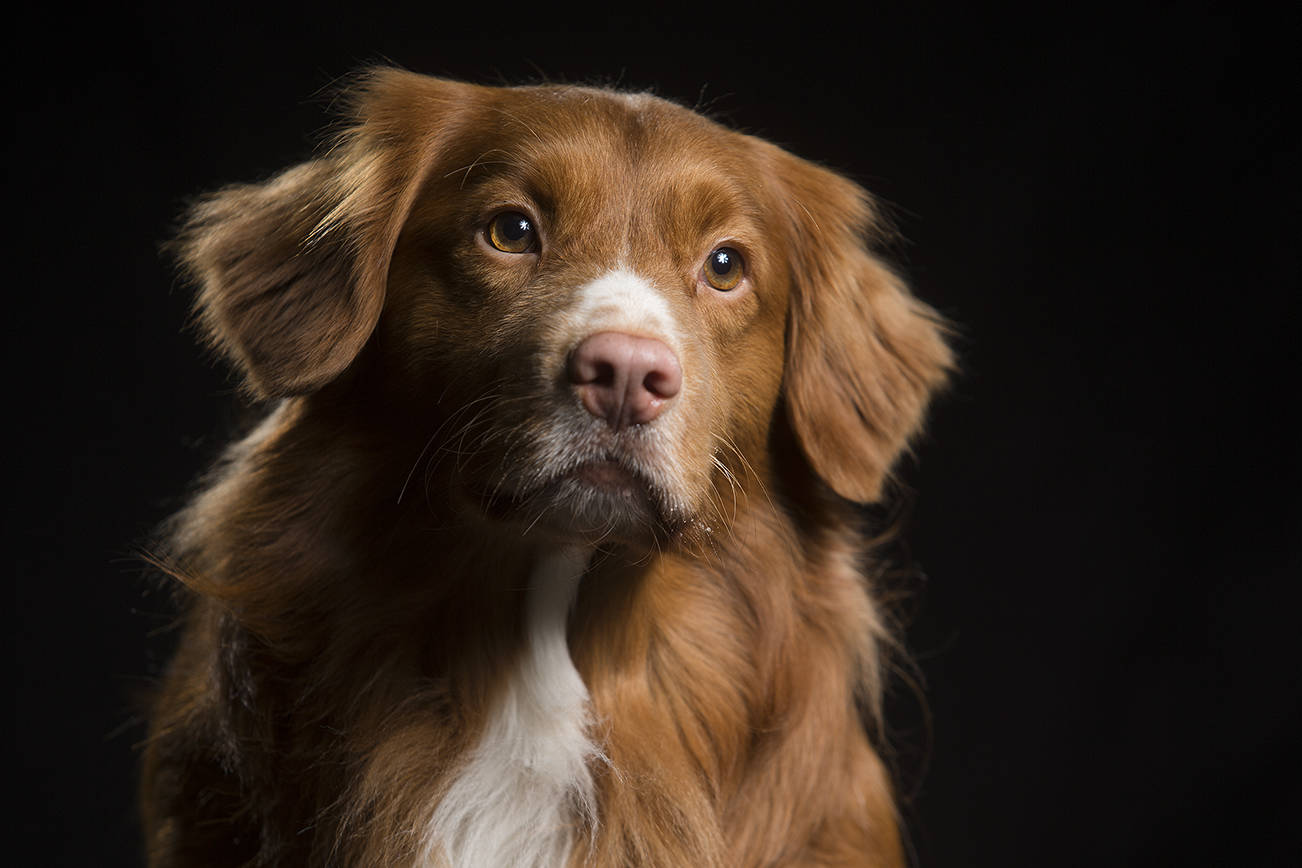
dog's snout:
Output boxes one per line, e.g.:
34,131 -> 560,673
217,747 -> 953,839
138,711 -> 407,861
568,332 -> 682,430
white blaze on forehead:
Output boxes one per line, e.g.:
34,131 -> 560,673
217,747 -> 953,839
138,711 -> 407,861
568,267 -> 680,347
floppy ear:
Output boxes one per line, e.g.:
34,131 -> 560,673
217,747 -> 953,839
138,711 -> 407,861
776,154 -> 954,503
173,69 -> 469,397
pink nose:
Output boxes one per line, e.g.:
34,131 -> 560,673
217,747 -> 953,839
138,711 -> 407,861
568,332 -> 682,430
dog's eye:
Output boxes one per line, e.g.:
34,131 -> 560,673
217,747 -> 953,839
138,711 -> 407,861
487,211 -> 536,254
703,247 -> 744,291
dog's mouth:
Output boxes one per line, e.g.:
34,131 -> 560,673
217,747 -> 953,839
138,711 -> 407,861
475,452 -> 683,545
566,458 -> 649,493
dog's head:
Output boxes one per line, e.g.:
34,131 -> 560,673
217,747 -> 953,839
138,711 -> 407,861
176,69 -> 951,545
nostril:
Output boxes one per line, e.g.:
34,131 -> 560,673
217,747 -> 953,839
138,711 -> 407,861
590,361 -> 616,388
567,349 -> 615,387
643,367 -> 680,400
567,359 -> 617,387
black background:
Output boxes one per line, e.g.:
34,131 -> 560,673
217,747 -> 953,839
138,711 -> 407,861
11,4 -> 1299,865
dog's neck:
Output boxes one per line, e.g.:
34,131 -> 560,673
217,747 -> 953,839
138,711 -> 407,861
422,544 -> 602,868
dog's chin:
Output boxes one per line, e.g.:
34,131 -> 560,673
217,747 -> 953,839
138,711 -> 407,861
476,459 -> 680,547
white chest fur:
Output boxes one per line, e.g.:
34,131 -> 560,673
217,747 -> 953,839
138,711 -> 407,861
421,547 -> 601,867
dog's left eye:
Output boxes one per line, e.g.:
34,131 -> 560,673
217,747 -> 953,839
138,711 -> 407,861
703,246 -> 744,291
487,211 -> 537,254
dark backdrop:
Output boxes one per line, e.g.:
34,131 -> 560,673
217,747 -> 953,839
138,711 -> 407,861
11,5 -> 1298,866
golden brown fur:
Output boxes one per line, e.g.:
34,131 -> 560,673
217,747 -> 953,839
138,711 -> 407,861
142,69 -> 952,867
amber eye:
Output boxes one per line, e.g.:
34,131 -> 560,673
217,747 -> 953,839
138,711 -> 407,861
703,246 -> 744,291
487,211 -> 536,253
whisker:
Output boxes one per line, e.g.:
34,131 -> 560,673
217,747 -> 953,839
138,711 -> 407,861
486,105 -> 546,145
520,501 -> 553,537
401,384 -> 514,507
718,434 -> 776,513
443,148 -> 515,189
709,453 -> 741,526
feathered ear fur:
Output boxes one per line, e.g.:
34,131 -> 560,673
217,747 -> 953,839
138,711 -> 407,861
172,69 -> 470,397
775,153 -> 954,503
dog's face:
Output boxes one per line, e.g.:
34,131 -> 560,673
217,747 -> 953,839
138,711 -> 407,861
176,71 -> 951,546
377,87 -> 789,542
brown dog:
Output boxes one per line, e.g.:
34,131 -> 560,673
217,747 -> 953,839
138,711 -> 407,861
142,68 -> 952,867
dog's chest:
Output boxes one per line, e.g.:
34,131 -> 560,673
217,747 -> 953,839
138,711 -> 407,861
421,548 -> 600,867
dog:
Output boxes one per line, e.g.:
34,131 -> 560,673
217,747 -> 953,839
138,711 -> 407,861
141,68 -> 952,868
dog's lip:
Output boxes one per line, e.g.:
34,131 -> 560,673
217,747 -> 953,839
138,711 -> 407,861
475,453 -> 661,509
489,454 -> 668,522
468,451 -> 689,544
565,457 -> 647,491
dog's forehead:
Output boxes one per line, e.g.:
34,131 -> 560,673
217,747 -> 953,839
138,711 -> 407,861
498,85 -> 716,148
456,85 -> 761,201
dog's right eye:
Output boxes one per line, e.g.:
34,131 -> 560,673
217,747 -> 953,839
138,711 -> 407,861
703,246 -> 744,291
487,211 -> 537,254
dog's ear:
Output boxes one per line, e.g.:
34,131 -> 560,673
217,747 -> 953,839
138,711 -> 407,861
173,69 -> 470,398
774,152 -> 954,503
